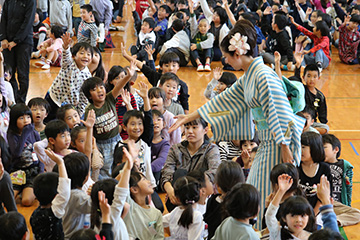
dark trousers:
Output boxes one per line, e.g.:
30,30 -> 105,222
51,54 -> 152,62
0,172 -> 17,216
3,43 -> 32,103
213,46 -> 222,61
165,48 -> 188,67
190,48 -> 213,67
44,92 -> 59,123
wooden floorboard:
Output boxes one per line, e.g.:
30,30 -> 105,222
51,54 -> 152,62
15,4 -> 360,239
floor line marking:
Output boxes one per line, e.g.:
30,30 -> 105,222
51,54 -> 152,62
349,142 -> 359,156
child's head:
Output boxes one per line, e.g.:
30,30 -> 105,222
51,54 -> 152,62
187,169 -> 214,199
159,52 -> 180,74
158,5 -> 171,19
239,133 -> 259,153
301,132 -> 325,163
152,109 -> 165,135
91,47 -> 106,80
322,134 -> 341,161
56,104 -> 81,129
348,14 -> 360,30
148,87 -> 166,111
308,229 -> 344,240
142,17 -> 156,34
216,72 -> 237,94
64,152 -> 89,189
310,10 -> 323,24
80,4 -> 93,22
28,97 -> 50,125
177,0 -> 188,9
272,13 -> 288,31
34,8 -> 43,23
0,212 -> 29,240
81,77 -> 106,104
71,42 -> 93,70
33,172 -> 59,206
123,110 -> 145,140
270,163 -> 300,194
45,120 -> 71,151
129,171 -> 154,199
50,25 -> 63,39
106,65 -> 126,92
174,176 -> 201,228
313,20 -> 330,37
301,105 -> 316,129
171,19 -> 184,32
159,72 -> 179,100
3,62 -> 12,82
279,196 -> 316,237
223,183 -> 260,221
8,103 -> 32,134
303,64 -> 320,87
198,18 -> 210,35
184,118 -> 209,143
90,178 -> 118,228
215,161 -> 245,194
70,126 -> 87,153
212,6 -> 228,25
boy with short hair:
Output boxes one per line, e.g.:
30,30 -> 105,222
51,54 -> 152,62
154,4 -> 171,46
77,4 -> 98,47
323,134 -> 354,206
45,33 -> 93,121
338,14 -> 360,64
81,62 -> 135,178
28,97 -> 51,140
300,105 -> 329,134
159,72 -> 184,116
30,149 -> 71,240
0,212 -> 29,240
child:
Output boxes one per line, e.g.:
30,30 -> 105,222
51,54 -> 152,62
56,104 -> 81,130
32,9 -> 47,58
290,16 -> 331,71
0,53 -> 10,140
235,135 -> 260,170
151,109 -> 170,184
265,174 -> 317,239
213,183 -> 260,240
204,68 -> 237,100
163,176 -> 205,239
45,33 -> 93,121
323,134 -> 353,206
189,2 -> 214,71
77,4 -> 98,47
154,5 -> 171,46
148,87 -> 181,146
300,106 -> 329,134
338,14 -> 360,64
161,118 -> 220,212
204,161 -> 245,239
2,62 -> 15,106
62,152 -> 92,239
187,169 -> 214,214
28,97 -> 51,140
130,17 -> 157,65
34,119 -> 73,172
35,25 -> 64,70
30,149 -> 70,240
88,47 -> 108,81
159,72 -> 184,116
159,19 -> 191,67
49,0 -> 72,35
0,212 -> 29,240
261,13 -> 294,71
7,104 -> 41,206
298,132 -> 332,213
122,47 -> 190,114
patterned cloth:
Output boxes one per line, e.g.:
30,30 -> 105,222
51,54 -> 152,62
338,24 -> 360,64
77,20 -> 98,47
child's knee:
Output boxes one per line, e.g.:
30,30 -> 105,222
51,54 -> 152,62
21,196 -> 35,206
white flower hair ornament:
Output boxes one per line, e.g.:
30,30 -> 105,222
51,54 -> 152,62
228,33 -> 250,55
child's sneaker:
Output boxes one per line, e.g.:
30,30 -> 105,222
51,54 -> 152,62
204,64 -> 211,72
197,64 -> 204,72
35,60 -> 46,67
41,64 -> 50,70
316,62 -> 323,73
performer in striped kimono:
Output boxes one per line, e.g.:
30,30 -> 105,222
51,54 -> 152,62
169,19 -> 305,229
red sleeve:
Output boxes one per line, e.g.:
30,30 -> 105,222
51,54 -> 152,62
310,36 -> 329,53
130,93 -> 137,110
297,25 -> 315,40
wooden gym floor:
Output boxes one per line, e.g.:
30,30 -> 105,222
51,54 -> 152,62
14,4 -> 360,239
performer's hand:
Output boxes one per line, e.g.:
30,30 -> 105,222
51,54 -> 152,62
281,144 -> 294,164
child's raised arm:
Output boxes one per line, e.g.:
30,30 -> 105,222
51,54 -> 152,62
121,42 -> 144,70
118,141 -> 135,189
137,82 -> 150,111
81,109 -> 96,161
222,0 -> 236,26
98,191 -> 111,224
271,174 -> 293,207
111,60 -> 136,99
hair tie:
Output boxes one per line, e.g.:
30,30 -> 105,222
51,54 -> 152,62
185,200 -> 195,205
228,33 -> 250,55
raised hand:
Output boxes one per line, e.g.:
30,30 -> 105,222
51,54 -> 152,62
121,89 -> 131,106
127,60 -> 137,78
144,44 -> 155,59
277,174 -> 293,193
305,7 -> 313,17
294,52 -> 304,66
137,81 -> 149,99
98,191 -> 111,223
289,15 -> 296,25
62,32 -> 72,49
213,67 -> 223,81
45,148 -> 64,165
120,42 -> 129,57
317,175 -> 331,205
264,6 -> 272,15
274,51 -> 281,65
81,109 -> 96,128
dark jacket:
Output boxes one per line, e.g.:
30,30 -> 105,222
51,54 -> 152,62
0,0 -> 36,45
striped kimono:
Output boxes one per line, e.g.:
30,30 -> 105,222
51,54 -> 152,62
198,57 -> 305,229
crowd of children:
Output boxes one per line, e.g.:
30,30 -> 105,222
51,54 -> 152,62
0,0 -> 360,239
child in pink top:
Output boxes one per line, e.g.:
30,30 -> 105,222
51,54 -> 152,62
35,25 -> 64,70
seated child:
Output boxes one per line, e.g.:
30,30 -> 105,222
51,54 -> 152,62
159,72 -> 184,116
154,5 -> 171,47
148,87 -> 181,146
300,105 -> 329,134
56,104 -> 81,130
7,104 -> 41,207
189,10 -> 214,71
213,183 -> 261,240
77,4 -> 98,47
151,109 -> 170,184
45,34 -> 93,121
130,17 -> 157,65
0,56 -> 10,140
30,149 -> 70,240
159,19 -> 191,67
290,16 -> 331,71
35,25 -> 64,70
204,68 -> 237,100
163,176 -> 205,239
235,134 -> 260,169
204,161 -> 245,239
0,212 -> 29,240
323,134 -> 353,206
32,8 -> 47,58
28,97 -> 51,140
338,14 -> 360,64
2,62 -> 15,105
